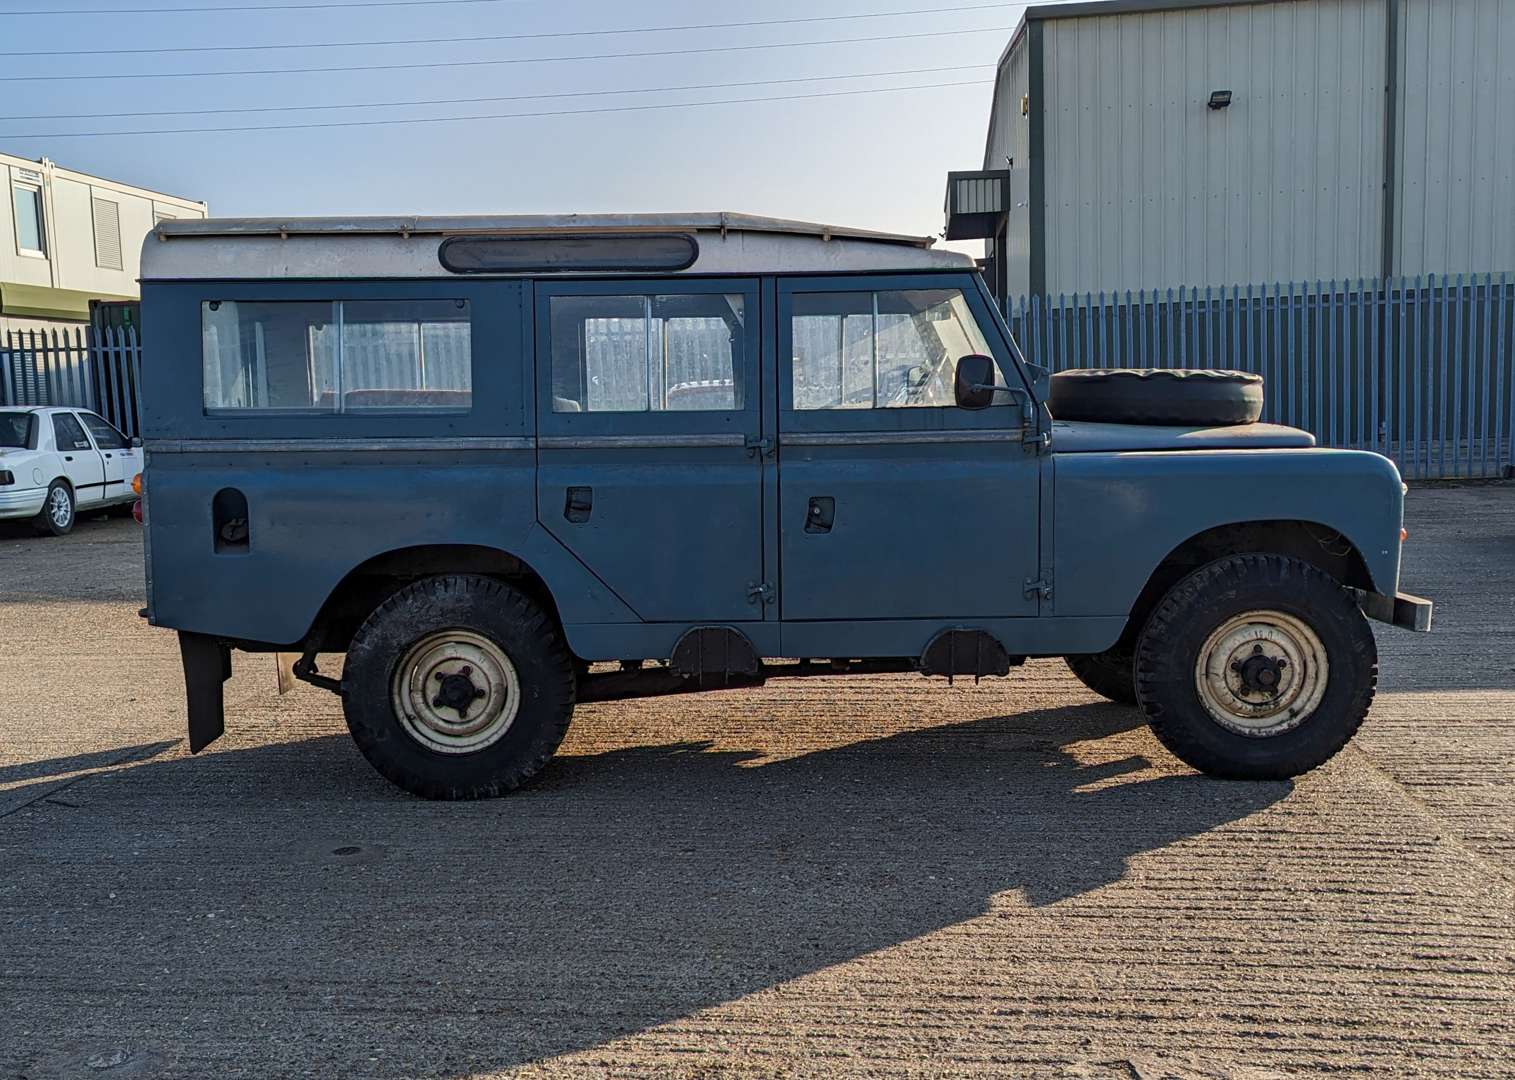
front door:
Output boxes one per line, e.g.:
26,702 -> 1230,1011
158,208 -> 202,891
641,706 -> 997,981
775,275 -> 1041,623
77,411 -> 137,504
535,279 -> 765,623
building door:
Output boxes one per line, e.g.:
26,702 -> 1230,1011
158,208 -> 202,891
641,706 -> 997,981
534,280 -> 765,623
775,275 -> 1041,624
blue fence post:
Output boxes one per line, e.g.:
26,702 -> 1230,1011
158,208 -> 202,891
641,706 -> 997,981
1496,276 -> 1511,475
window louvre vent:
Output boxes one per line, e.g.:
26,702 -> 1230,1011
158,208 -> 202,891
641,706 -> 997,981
93,196 -> 123,270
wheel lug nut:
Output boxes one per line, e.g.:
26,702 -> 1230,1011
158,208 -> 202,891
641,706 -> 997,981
1230,661 -> 1241,672
1252,644 -> 1263,655
460,665 -> 473,677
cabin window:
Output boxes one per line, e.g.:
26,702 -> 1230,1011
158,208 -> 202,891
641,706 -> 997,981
548,293 -> 744,413
790,289 -> 999,410
201,298 -> 472,413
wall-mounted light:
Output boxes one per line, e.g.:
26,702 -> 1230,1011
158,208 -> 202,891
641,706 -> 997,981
1207,90 -> 1233,110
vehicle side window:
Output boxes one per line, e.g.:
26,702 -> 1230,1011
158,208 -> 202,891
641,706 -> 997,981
791,288 -> 1001,410
79,412 -> 128,450
0,412 -> 33,450
548,293 -> 745,413
52,413 -> 92,452
201,299 -> 472,413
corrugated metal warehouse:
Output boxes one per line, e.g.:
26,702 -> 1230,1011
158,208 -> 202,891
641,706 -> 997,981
954,0 -> 1515,300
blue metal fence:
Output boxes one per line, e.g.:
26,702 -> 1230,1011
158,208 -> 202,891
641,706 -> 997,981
1008,275 -> 1515,480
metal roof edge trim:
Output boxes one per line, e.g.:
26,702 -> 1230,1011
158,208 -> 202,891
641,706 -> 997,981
153,212 -> 939,249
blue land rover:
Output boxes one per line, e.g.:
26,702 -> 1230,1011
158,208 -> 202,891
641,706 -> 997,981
137,213 -> 1430,799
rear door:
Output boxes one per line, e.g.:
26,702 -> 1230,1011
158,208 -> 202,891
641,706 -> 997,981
775,274 -> 1041,622
49,412 -> 106,507
534,279 -> 765,622
77,411 -> 136,504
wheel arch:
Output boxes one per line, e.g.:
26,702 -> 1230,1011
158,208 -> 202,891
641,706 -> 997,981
1111,519 -> 1375,652
303,543 -> 567,654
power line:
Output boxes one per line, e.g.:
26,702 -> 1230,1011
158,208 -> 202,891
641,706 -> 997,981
0,3 -> 1014,56
3,64 -> 993,121
1,78 -> 992,139
0,0 -> 545,15
0,25 -> 1013,82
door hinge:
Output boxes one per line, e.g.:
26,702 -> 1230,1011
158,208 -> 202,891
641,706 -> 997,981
744,434 -> 774,458
747,581 -> 774,606
1023,576 -> 1053,601
1023,427 -> 1050,449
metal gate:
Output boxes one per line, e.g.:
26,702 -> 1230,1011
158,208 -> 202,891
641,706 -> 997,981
0,324 -> 144,439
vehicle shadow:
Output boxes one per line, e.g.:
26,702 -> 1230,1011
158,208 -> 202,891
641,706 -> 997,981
6,702 -> 1291,1077
0,739 -> 176,787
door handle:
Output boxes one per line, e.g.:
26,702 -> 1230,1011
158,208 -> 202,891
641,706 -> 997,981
564,486 -> 592,524
64,455 -> 73,461
805,496 -> 835,534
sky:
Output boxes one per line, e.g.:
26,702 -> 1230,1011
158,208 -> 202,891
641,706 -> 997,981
0,0 -> 1050,250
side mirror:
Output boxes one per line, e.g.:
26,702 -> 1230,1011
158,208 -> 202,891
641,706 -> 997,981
953,353 -> 998,410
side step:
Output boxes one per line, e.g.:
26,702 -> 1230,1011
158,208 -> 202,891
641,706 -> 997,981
669,626 -> 761,686
918,629 -> 1018,683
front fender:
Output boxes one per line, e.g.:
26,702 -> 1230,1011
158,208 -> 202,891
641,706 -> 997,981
1051,448 -> 1403,618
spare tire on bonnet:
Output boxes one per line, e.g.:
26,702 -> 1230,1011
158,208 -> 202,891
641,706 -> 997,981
1049,368 -> 1263,427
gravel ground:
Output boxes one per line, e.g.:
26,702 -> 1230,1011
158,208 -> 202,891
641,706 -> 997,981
1,487 -> 1512,1079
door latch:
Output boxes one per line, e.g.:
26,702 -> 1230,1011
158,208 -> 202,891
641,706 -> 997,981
744,434 -> 774,459
746,581 -> 774,606
804,496 -> 835,534
1023,576 -> 1053,601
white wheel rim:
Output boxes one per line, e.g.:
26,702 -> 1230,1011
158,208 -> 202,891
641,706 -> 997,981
390,630 -> 520,755
1194,610 -> 1329,737
48,487 -> 71,529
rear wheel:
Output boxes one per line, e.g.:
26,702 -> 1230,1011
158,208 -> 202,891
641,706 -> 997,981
33,481 -> 74,536
1065,648 -> 1137,705
342,574 -> 575,799
1134,554 -> 1376,780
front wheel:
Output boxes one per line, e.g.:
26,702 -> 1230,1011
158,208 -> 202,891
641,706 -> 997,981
1134,554 -> 1377,780
342,575 -> 576,799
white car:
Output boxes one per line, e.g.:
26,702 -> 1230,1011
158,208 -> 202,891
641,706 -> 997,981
0,406 -> 142,535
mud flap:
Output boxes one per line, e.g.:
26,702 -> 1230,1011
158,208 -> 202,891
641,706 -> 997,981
179,631 -> 231,753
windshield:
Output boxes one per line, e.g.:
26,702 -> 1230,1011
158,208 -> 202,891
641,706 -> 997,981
0,412 -> 31,449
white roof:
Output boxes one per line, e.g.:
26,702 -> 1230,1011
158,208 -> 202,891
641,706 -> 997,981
141,212 -> 975,280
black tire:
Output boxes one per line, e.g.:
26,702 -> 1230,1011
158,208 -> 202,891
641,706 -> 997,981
1050,368 -> 1263,426
1134,554 -> 1376,780
32,480 -> 75,536
342,574 -> 575,800
1065,648 -> 1137,705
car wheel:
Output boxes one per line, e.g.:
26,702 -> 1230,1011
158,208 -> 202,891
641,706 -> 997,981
1065,648 -> 1137,705
34,481 -> 75,536
341,574 -> 576,800
1134,553 -> 1376,780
